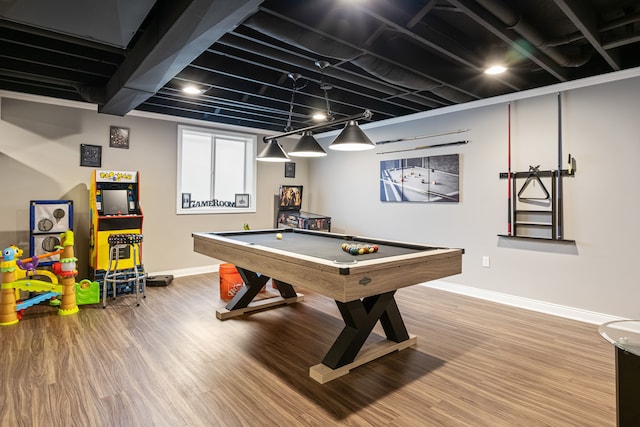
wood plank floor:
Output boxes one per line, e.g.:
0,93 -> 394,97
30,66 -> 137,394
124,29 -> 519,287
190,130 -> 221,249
0,273 -> 616,426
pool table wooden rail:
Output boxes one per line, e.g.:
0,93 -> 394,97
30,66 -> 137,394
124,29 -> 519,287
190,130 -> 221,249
192,230 -> 463,303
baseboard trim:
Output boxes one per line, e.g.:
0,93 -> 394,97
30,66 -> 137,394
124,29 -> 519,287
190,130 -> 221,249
422,280 -> 625,325
149,266 -> 623,325
149,265 -> 218,278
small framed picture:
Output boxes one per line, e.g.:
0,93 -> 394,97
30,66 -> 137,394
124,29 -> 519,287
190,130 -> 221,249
80,144 -> 102,167
235,193 -> 250,208
109,126 -> 130,149
181,193 -> 191,209
285,162 -> 296,178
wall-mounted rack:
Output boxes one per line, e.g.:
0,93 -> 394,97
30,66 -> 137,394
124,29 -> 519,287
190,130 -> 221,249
498,168 -> 575,242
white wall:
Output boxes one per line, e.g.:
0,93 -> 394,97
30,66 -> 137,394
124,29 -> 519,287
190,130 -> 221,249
307,71 -> 640,319
0,95 -> 308,278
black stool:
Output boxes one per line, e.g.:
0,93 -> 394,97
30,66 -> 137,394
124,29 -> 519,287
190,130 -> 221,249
103,233 -> 146,308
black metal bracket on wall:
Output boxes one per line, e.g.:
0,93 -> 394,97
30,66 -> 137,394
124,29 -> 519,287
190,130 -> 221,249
498,168 -> 576,243
498,169 -> 575,179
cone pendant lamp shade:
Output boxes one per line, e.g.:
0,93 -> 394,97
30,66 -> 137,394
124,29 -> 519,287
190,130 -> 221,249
289,131 -> 327,157
257,140 -> 290,162
329,121 -> 375,151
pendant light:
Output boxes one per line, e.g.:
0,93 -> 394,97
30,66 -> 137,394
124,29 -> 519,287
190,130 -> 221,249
329,120 -> 376,151
257,139 -> 290,162
261,110 -> 374,155
288,131 -> 327,157
258,62 -> 375,158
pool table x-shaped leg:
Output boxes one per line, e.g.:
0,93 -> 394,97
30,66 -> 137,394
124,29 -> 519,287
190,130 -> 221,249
226,268 -> 298,310
322,291 -> 410,369
224,268 -> 413,380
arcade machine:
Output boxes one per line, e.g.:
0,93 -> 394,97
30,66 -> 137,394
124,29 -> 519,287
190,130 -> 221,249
89,170 -> 143,286
274,185 -> 331,231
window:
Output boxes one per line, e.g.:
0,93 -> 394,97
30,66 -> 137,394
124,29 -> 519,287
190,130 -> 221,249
177,125 -> 256,214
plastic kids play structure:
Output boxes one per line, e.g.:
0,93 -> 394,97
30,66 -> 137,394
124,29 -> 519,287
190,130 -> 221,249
0,230 -> 79,326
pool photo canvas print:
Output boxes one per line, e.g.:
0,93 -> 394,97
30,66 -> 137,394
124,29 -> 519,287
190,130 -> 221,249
380,154 -> 459,202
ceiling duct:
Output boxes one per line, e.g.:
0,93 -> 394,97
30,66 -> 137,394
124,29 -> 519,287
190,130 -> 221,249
350,55 -> 440,92
474,0 -> 591,67
429,86 -> 475,103
243,13 -> 360,60
217,35 -> 410,100
398,94 -> 444,109
244,13 -> 469,102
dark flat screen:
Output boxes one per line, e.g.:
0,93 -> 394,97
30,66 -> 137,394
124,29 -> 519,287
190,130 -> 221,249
102,189 -> 129,215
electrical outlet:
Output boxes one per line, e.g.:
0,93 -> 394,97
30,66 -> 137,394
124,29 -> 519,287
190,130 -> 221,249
482,256 -> 490,268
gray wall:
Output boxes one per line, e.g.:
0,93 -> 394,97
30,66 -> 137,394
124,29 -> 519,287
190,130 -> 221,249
307,71 -> 640,320
2,69 -> 639,320
0,95 -> 308,279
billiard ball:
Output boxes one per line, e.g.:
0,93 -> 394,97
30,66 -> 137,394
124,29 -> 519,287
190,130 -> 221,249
276,233 -> 283,240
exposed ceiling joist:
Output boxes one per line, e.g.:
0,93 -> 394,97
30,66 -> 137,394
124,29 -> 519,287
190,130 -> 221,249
1,0 -> 639,132
96,0 -> 263,116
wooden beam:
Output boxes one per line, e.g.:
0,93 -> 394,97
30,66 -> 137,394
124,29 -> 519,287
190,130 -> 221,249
216,293 -> 304,320
309,335 -> 417,383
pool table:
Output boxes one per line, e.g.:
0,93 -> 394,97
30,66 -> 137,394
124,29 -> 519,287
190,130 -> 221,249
192,228 -> 463,383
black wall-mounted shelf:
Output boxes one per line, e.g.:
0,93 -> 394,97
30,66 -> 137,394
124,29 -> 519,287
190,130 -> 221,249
498,234 -> 575,243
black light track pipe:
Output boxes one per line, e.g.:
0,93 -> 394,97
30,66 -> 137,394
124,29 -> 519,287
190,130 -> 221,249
263,110 -> 372,143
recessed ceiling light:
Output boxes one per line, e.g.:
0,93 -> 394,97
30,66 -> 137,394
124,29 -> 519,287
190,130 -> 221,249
183,86 -> 203,95
312,111 -> 328,121
485,65 -> 507,75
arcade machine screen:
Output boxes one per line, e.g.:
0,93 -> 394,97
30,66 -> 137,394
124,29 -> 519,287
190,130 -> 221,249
278,185 -> 303,211
102,189 -> 130,215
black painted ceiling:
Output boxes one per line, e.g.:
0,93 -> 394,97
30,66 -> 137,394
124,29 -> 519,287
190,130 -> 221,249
2,0 -> 639,132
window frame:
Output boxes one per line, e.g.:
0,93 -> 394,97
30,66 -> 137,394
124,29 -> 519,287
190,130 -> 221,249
176,124 -> 257,215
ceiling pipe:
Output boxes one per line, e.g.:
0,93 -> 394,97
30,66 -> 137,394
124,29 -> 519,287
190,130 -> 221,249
600,11 -> 640,32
